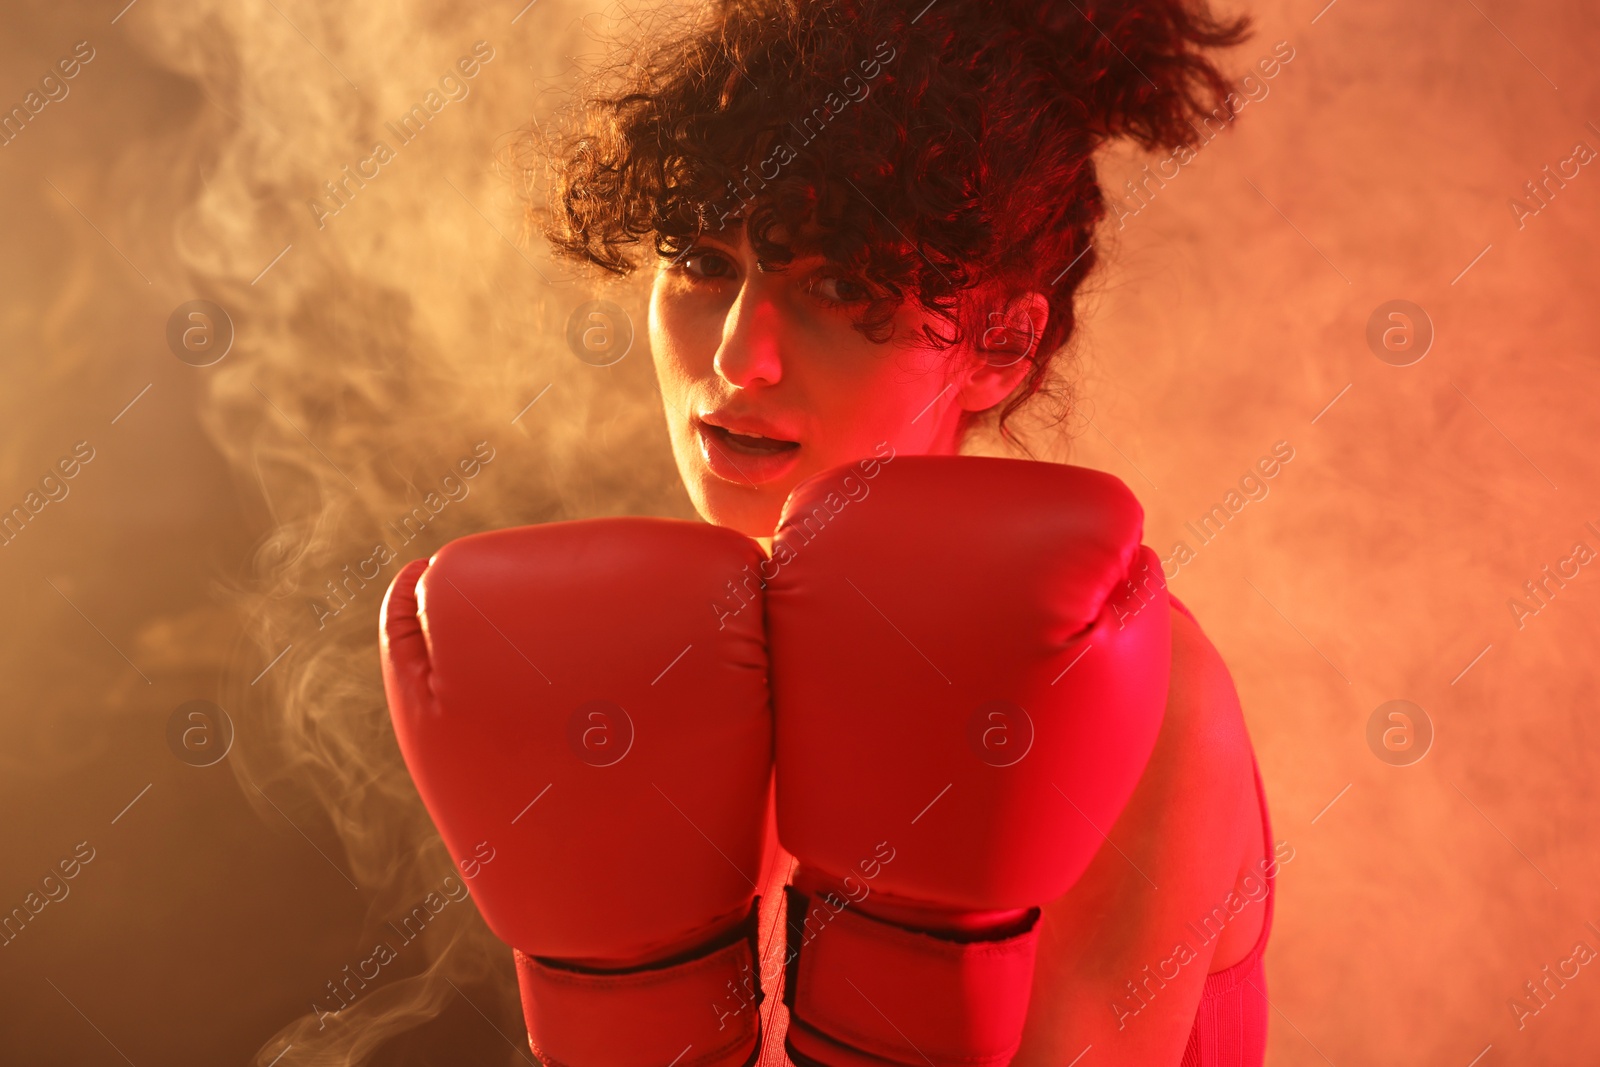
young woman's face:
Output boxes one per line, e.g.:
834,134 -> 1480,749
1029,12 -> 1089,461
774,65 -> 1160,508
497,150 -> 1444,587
649,228 -> 1035,537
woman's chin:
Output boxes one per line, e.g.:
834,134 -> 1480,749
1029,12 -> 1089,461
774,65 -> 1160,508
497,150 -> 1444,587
687,476 -> 789,540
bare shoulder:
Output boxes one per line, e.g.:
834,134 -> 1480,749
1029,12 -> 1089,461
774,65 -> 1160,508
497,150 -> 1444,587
1162,604 -> 1259,845
1012,603 -> 1265,1064
1160,604 -> 1266,968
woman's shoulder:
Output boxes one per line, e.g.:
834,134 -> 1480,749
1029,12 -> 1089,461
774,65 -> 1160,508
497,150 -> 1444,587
1161,600 -> 1268,968
1164,599 -> 1257,794
1124,601 -> 1265,968
1014,599 -> 1265,1062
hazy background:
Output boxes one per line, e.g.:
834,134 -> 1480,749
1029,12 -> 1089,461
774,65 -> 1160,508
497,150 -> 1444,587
0,0 -> 1595,1063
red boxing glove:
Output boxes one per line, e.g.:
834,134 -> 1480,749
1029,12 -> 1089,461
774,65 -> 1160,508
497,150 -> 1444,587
380,518 -> 773,1067
767,456 -> 1171,1067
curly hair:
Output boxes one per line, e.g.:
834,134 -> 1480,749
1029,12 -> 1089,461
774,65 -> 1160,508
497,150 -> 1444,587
521,0 -> 1252,442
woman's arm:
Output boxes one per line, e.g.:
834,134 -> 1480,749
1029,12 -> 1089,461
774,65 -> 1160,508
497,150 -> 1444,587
1014,603 -> 1267,1066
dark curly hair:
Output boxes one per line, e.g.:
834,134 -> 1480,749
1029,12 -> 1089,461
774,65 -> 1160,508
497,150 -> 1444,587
518,0 -> 1252,443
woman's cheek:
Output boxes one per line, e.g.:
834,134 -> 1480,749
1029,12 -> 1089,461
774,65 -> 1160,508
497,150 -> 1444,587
653,296 -> 719,386
648,310 -> 693,399
835,361 -> 934,444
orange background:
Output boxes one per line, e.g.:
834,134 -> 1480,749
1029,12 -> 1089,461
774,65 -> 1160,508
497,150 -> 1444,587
0,0 -> 1596,1064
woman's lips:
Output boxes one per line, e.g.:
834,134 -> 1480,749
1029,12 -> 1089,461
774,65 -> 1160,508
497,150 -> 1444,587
694,419 -> 801,486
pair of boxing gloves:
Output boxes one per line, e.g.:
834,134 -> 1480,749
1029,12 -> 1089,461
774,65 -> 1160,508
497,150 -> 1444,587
379,454 -> 1171,1067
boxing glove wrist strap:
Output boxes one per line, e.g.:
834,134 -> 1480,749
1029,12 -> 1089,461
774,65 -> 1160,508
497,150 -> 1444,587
782,885 -> 1041,1067
516,898 -> 765,1067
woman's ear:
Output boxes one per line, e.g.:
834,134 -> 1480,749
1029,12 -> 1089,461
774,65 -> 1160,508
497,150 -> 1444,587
956,291 -> 1049,412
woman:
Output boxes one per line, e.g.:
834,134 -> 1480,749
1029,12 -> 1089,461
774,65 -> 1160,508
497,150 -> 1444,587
541,0 -> 1274,1061
387,1 -> 1273,1065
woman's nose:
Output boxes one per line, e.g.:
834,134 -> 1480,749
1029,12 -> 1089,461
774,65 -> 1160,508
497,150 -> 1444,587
713,285 -> 784,388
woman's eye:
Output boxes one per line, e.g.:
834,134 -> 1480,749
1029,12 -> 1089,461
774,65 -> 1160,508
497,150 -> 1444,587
810,273 -> 869,306
680,249 -> 735,281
